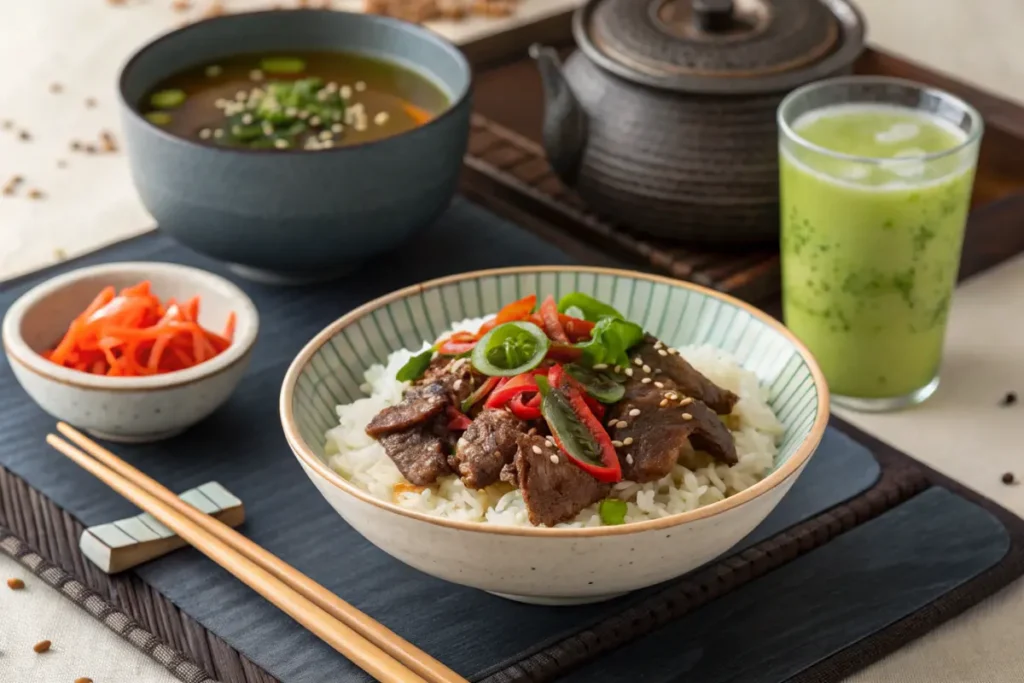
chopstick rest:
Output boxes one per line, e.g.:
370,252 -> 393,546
79,482 -> 244,574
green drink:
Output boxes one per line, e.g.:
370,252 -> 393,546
778,78 -> 982,411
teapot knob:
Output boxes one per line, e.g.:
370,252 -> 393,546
692,0 -> 734,31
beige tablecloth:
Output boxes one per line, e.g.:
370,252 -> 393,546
3,0 -> 1024,682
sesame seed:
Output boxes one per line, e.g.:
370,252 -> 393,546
199,128 -> 212,139
285,107 -> 298,117
666,392 -> 678,400
319,130 -> 333,141
235,90 -> 247,101
355,120 -> 368,132
654,341 -> 663,349
50,82 -> 63,94
214,98 -> 228,108
633,358 -> 643,366
528,427 -> 537,436
326,81 -> 338,92
331,123 -> 344,133
623,437 -> 634,445
205,65 -> 223,77
655,368 -> 663,374
550,454 -> 560,464
374,111 -> 390,126
659,399 -> 668,407
641,377 -> 652,384
532,445 -> 543,455
614,365 -> 622,373
607,418 -> 617,427
682,413 -> 693,421
274,139 -> 289,149
642,364 -> 652,373
452,379 -> 462,391
298,110 -> 310,119
250,69 -> 264,81
341,85 -> 353,99
545,439 -> 555,448
668,348 -> 679,355
593,363 -> 608,370
7,577 -> 25,589
213,129 -> 224,138
241,113 -> 253,125
626,454 -> 634,465
657,349 -> 668,356
680,397 -> 693,406
625,368 -> 634,377
309,116 -> 322,126
85,97 -> 97,108
616,420 -> 628,429
27,188 -> 44,200
33,639 -> 51,653
18,130 -> 31,141
611,440 -> 623,448
262,123 -> 274,135
355,81 -> 366,91
654,381 -> 664,388
628,408 -> 640,417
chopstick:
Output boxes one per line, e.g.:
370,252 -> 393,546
48,425 -> 466,683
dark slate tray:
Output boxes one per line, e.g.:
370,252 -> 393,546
1,198 -> 1022,683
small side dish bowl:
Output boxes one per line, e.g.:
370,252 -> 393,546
280,267 -> 829,604
2,262 -> 259,443
117,10 -> 472,284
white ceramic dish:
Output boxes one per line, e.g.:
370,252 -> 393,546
3,261 -> 259,442
280,267 -> 829,605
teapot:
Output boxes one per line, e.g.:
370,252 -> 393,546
532,0 -> 865,245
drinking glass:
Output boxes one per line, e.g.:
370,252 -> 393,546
777,76 -> 983,412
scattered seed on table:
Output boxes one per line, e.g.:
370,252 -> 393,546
1002,472 -> 1016,485
100,130 -> 118,152
54,247 -> 68,261
85,97 -> 97,108
2,120 -> 13,130
57,159 -> 68,168
27,189 -> 45,200
1000,391 -> 1017,407
172,0 -> 191,10
18,130 -> 31,141
49,82 -> 63,94
76,678 -> 94,683
33,640 -> 51,653
84,144 -> 97,154
2,175 -> 23,195
6,577 -> 25,590
70,140 -> 82,151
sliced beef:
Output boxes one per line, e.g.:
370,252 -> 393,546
609,380 -> 738,481
511,434 -> 610,527
630,335 -> 738,415
378,418 -> 452,485
451,409 -> 525,489
421,356 -> 478,406
366,382 -> 448,437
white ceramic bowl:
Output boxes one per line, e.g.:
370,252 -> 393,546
3,262 -> 259,442
280,267 -> 828,604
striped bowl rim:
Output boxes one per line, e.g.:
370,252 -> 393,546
279,266 -> 830,538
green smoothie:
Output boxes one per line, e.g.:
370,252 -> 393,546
780,104 -> 976,399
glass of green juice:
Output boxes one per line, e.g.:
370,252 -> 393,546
777,77 -> 983,412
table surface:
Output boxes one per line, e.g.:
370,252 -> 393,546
3,1 -> 1024,682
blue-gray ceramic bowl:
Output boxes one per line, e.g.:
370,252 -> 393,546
118,10 -> 472,284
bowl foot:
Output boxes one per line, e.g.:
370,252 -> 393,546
228,263 -> 356,286
487,591 -> 627,606
85,427 -> 186,444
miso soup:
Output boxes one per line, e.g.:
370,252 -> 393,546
139,51 -> 450,150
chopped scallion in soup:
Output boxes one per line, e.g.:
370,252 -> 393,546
138,51 -> 449,150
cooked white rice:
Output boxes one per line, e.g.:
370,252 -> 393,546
324,317 -> 784,528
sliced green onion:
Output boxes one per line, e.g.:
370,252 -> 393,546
599,499 -> 628,525
471,321 -> 549,377
149,89 -> 187,109
260,57 -> 307,75
396,349 -> 433,382
144,111 -> 172,126
564,363 -> 626,403
557,292 -> 624,322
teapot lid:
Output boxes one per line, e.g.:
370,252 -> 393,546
575,0 -> 866,94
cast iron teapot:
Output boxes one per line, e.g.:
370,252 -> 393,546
532,0 -> 865,245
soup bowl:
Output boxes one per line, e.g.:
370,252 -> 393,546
280,267 -> 829,604
118,10 -> 472,285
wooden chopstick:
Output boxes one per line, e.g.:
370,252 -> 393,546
46,432 -> 443,683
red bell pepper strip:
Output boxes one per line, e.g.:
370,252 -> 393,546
476,294 -> 537,337
436,330 -> 479,356
546,343 -> 583,363
544,365 -> 622,483
509,393 -> 542,420
540,295 -> 569,343
446,406 -> 473,431
583,394 -> 606,421
484,372 -> 539,409
559,314 -> 594,342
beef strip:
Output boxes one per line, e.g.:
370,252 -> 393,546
451,409 -> 525,489
630,335 -> 738,415
365,382 -> 448,438
510,434 -> 610,527
609,379 -> 738,482
377,417 -> 452,486
421,356 -> 478,406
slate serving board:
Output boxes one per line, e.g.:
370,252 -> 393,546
0,198 -> 1020,683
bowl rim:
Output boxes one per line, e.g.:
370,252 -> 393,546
2,261 -> 260,391
280,265 -> 831,538
117,8 -> 473,156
